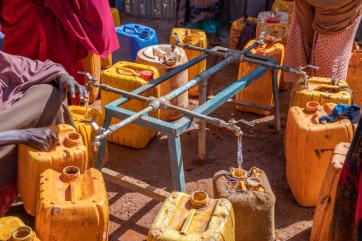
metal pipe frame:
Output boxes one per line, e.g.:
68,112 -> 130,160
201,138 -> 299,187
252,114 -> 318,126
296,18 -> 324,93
97,45 -> 283,192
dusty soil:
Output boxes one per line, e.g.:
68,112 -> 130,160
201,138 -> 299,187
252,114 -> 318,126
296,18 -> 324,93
8,15 -> 314,241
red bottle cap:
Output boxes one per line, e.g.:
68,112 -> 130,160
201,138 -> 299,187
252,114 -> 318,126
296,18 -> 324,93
266,17 -> 279,23
140,70 -> 154,81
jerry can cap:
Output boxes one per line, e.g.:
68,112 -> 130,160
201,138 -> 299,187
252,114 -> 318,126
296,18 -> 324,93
11,226 -> 35,241
140,70 -> 154,81
190,191 -> 209,208
305,101 -> 320,113
139,30 -> 150,39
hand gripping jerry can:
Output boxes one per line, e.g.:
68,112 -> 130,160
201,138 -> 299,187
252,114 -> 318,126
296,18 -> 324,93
68,105 -> 107,167
235,40 -> 284,115
310,142 -> 350,241
81,53 -> 102,103
213,167 -> 276,241
170,28 -> 207,97
101,61 -> 160,148
285,102 -> 354,207
347,43 -> 362,107
272,0 -> 295,24
18,124 -> 89,216
148,191 -> 235,241
136,44 -> 189,121
256,11 -> 289,44
113,24 -> 158,63
290,77 -> 353,108
35,166 -> 109,241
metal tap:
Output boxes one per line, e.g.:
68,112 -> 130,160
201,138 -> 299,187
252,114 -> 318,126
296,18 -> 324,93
294,65 -> 320,85
77,71 -> 98,89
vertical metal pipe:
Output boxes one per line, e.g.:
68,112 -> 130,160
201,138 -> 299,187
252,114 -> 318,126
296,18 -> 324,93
198,77 -> 208,161
96,112 -> 112,169
272,68 -> 281,132
167,135 -> 186,192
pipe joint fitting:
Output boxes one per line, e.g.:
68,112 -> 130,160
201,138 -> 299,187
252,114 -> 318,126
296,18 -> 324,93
159,97 -> 170,110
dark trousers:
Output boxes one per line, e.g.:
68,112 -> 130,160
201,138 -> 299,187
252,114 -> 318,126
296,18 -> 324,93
0,84 -> 71,188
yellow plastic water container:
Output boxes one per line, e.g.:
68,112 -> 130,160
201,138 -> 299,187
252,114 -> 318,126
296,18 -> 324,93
230,17 -> 258,49
18,124 -> 89,216
148,191 -> 235,241
101,61 -> 160,148
347,43 -> 362,107
310,143 -> 350,241
68,105 -> 106,166
290,77 -> 353,108
285,102 -> 354,207
235,40 -> 284,115
136,44 -> 189,121
170,28 -> 207,97
0,216 -> 24,240
35,166 -> 109,241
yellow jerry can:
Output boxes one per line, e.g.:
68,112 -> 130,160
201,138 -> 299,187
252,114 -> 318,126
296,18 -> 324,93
111,7 -> 121,27
347,43 -> 362,107
290,77 -> 353,108
310,143 -> 350,241
101,61 -> 160,148
81,53 -> 101,103
271,0 -> 295,24
230,17 -> 258,49
18,124 -> 89,216
35,166 -> 109,241
285,102 -> 354,207
136,45 -> 189,121
68,105 -> 108,167
0,216 -> 25,240
148,191 -> 235,241
9,226 -> 40,241
170,28 -> 207,97
235,40 -> 284,115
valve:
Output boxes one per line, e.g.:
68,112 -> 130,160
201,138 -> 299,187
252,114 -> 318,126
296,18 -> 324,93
77,71 -> 98,89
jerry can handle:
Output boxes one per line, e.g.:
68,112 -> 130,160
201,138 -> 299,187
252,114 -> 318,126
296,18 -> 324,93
70,182 -> 78,204
123,25 -> 139,35
180,209 -> 196,234
315,84 -> 340,91
116,66 -> 140,77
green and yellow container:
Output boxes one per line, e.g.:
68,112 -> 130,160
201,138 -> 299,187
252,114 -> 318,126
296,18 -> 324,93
148,191 -> 235,241
290,77 -> 353,108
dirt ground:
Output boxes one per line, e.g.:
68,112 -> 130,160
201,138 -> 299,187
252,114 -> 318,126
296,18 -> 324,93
8,15 -> 314,241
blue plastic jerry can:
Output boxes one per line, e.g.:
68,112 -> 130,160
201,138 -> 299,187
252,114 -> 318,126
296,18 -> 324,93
113,24 -> 158,62
0,32 -> 4,50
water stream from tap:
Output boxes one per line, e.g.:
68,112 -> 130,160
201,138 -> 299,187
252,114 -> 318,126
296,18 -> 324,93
237,134 -> 243,169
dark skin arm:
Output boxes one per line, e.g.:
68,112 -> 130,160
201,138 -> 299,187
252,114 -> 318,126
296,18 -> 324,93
0,128 -> 58,151
0,73 -> 87,151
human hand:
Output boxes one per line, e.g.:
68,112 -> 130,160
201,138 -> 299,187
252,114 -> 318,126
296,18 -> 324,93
57,73 -> 88,100
20,128 -> 59,151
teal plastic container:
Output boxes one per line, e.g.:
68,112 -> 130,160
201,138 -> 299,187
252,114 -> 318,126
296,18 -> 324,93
113,24 -> 158,62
